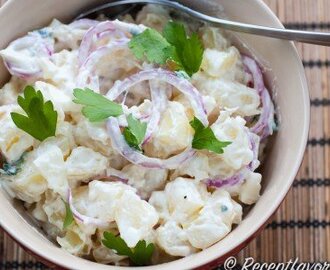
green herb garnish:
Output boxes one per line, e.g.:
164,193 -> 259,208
11,86 -> 58,141
0,154 -> 25,176
190,117 -> 231,154
129,28 -> 176,65
62,200 -> 74,230
163,22 -> 204,76
123,114 -> 147,151
102,231 -> 154,266
73,88 -> 123,122
72,89 -> 147,150
129,21 -> 204,76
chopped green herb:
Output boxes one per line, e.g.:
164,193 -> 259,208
190,117 -> 231,154
129,28 -> 175,65
123,114 -> 147,151
221,205 -> 228,212
73,88 -> 123,122
11,86 -> 58,141
62,200 -> 74,230
102,231 -> 154,266
0,154 -> 25,176
129,21 -> 204,76
163,22 -> 204,76
162,21 -> 187,52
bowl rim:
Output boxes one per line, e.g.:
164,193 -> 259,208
0,0 -> 310,269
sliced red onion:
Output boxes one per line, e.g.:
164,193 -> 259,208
253,89 -> 275,140
69,19 -> 99,30
77,38 -> 129,88
206,131 -> 260,189
78,20 -> 145,65
106,117 -> 195,169
109,80 -> 166,145
67,188 -> 109,227
108,74 -> 168,144
1,33 -> 53,79
242,55 -> 275,140
3,61 -> 38,80
139,113 -> 152,121
242,56 -> 264,95
247,132 -> 260,171
84,172 -> 129,184
205,172 -> 245,188
105,168 -> 129,184
106,68 -> 209,127
79,21 -> 117,65
142,80 -> 168,144
104,175 -> 129,184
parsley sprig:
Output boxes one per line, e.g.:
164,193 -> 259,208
102,231 -> 154,266
128,28 -> 175,65
163,22 -> 204,76
72,89 -> 147,148
62,200 -> 74,230
123,114 -> 147,151
129,21 -> 204,76
11,86 -> 58,141
190,117 -> 231,154
73,88 -> 123,122
0,154 -> 25,176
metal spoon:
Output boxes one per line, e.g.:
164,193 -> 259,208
76,0 -> 330,46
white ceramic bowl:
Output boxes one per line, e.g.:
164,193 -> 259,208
0,0 -> 309,269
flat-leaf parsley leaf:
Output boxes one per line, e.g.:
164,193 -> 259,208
102,231 -> 154,266
11,85 -> 57,141
62,200 -> 74,230
163,22 -> 204,76
123,114 -> 147,151
0,154 -> 25,176
129,28 -> 175,65
190,117 -> 231,154
129,21 -> 204,76
73,88 -> 123,122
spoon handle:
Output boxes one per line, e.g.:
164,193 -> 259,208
76,0 -> 330,46
194,13 -> 330,46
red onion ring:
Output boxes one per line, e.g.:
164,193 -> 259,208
242,55 -> 275,140
106,68 -> 209,127
247,132 -> 260,171
205,172 -> 245,188
77,38 -> 130,88
205,131 -> 259,189
105,168 -> 129,184
3,61 -> 38,80
67,188 -> 109,227
242,56 -> 264,95
78,39 -> 166,145
79,21 -> 118,65
69,19 -> 99,30
252,89 -> 274,140
78,20 -> 145,65
1,33 -> 53,79
106,117 -> 195,169
142,80 -> 168,144
139,113 -> 151,121
84,172 -> 129,185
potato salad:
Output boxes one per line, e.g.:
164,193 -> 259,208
0,5 -> 275,266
